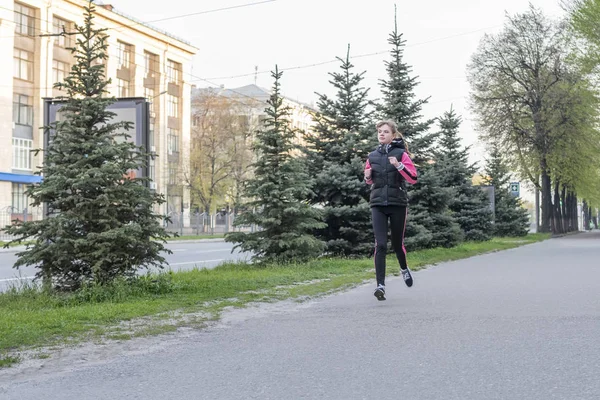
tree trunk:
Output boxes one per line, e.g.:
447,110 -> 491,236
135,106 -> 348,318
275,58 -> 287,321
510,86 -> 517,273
552,179 -> 562,234
560,185 -> 567,233
539,160 -> 553,233
582,200 -> 589,231
566,191 -> 575,232
535,183 -> 540,233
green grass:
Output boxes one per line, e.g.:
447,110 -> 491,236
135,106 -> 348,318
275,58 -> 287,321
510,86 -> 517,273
0,354 -> 20,368
0,233 -> 549,367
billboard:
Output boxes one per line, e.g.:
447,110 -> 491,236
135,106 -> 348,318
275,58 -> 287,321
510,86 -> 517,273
43,97 -> 151,180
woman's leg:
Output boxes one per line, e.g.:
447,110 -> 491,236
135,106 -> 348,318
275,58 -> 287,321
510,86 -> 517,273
371,206 -> 389,286
390,206 -> 408,270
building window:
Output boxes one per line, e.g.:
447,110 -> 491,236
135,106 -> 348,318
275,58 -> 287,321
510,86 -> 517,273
116,41 -> 132,69
52,17 -> 71,47
167,60 -> 181,83
144,51 -> 158,77
13,94 -> 33,126
52,60 -> 69,84
14,49 -> 33,81
167,95 -> 179,117
12,183 -> 28,212
117,78 -> 130,97
14,3 -> 35,36
167,129 -> 179,155
144,87 -> 155,114
12,138 -> 32,170
168,162 -> 178,185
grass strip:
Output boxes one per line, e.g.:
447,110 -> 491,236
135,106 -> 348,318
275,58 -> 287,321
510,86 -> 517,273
0,233 -> 549,367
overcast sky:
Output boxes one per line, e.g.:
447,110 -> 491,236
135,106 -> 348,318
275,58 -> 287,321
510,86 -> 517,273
107,0 -> 566,167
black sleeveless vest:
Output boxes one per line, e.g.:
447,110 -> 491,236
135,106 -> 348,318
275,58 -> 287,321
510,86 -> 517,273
367,139 -> 409,207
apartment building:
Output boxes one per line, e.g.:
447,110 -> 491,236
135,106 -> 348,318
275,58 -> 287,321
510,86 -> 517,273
191,84 -> 316,145
0,0 -> 197,226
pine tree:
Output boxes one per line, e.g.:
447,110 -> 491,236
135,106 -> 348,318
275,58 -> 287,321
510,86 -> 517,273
405,164 -> 463,250
483,144 -> 530,236
3,1 -> 172,290
226,67 -> 325,263
377,6 -> 437,165
435,107 -> 493,241
303,46 -> 374,256
378,7 -> 455,249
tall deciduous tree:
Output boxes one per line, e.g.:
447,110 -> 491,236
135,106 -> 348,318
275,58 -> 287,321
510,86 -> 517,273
468,5 -> 568,233
186,91 -> 253,214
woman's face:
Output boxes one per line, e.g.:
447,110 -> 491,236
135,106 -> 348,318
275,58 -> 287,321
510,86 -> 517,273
377,124 -> 395,144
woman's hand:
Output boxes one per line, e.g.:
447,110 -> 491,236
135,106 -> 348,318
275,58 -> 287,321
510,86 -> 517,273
389,156 -> 405,171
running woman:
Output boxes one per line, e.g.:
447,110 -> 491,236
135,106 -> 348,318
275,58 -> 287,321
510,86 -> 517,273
364,120 -> 418,301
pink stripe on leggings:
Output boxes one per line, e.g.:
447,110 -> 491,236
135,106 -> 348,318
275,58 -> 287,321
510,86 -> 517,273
402,207 -> 408,257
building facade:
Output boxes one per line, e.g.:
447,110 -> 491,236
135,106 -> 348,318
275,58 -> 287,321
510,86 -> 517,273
191,84 -> 316,146
189,84 -> 316,213
0,0 -> 197,228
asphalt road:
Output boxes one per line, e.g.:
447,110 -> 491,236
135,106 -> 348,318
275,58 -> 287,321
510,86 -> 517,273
1,232 -> 599,399
0,240 -> 247,292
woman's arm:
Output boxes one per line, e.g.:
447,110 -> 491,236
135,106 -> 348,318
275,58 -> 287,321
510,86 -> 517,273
397,153 -> 417,184
364,159 -> 373,185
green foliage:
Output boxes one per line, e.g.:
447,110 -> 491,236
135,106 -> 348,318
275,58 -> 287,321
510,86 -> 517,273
378,9 -> 457,250
544,74 -> 600,208
466,5 -> 597,233
483,144 -> 531,237
3,2 -> 171,290
434,107 -> 493,241
303,46 -> 374,257
377,6 -> 436,164
405,164 -> 463,250
562,0 -> 600,72
226,67 -> 326,263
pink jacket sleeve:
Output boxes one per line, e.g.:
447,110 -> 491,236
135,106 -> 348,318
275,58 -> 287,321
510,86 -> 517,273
364,159 -> 373,185
398,153 -> 417,184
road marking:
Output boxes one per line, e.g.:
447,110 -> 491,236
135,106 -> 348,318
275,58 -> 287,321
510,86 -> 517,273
0,257 -> 245,282
191,249 -> 234,254
168,259 -> 225,267
0,276 -> 35,283
162,249 -> 233,254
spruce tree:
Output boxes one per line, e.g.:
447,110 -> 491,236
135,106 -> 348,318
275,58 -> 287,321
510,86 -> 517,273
226,67 -> 325,263
378,7 -> 455,249
405,164 -> 463,250
435,107 -> 493,241
483,144 -> 530,236
377,6 -> 437,165
3,1 -> 172,290
303,46 -> 374,256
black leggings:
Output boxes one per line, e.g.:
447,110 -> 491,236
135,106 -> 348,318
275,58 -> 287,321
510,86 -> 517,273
371,205 -> 408,286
